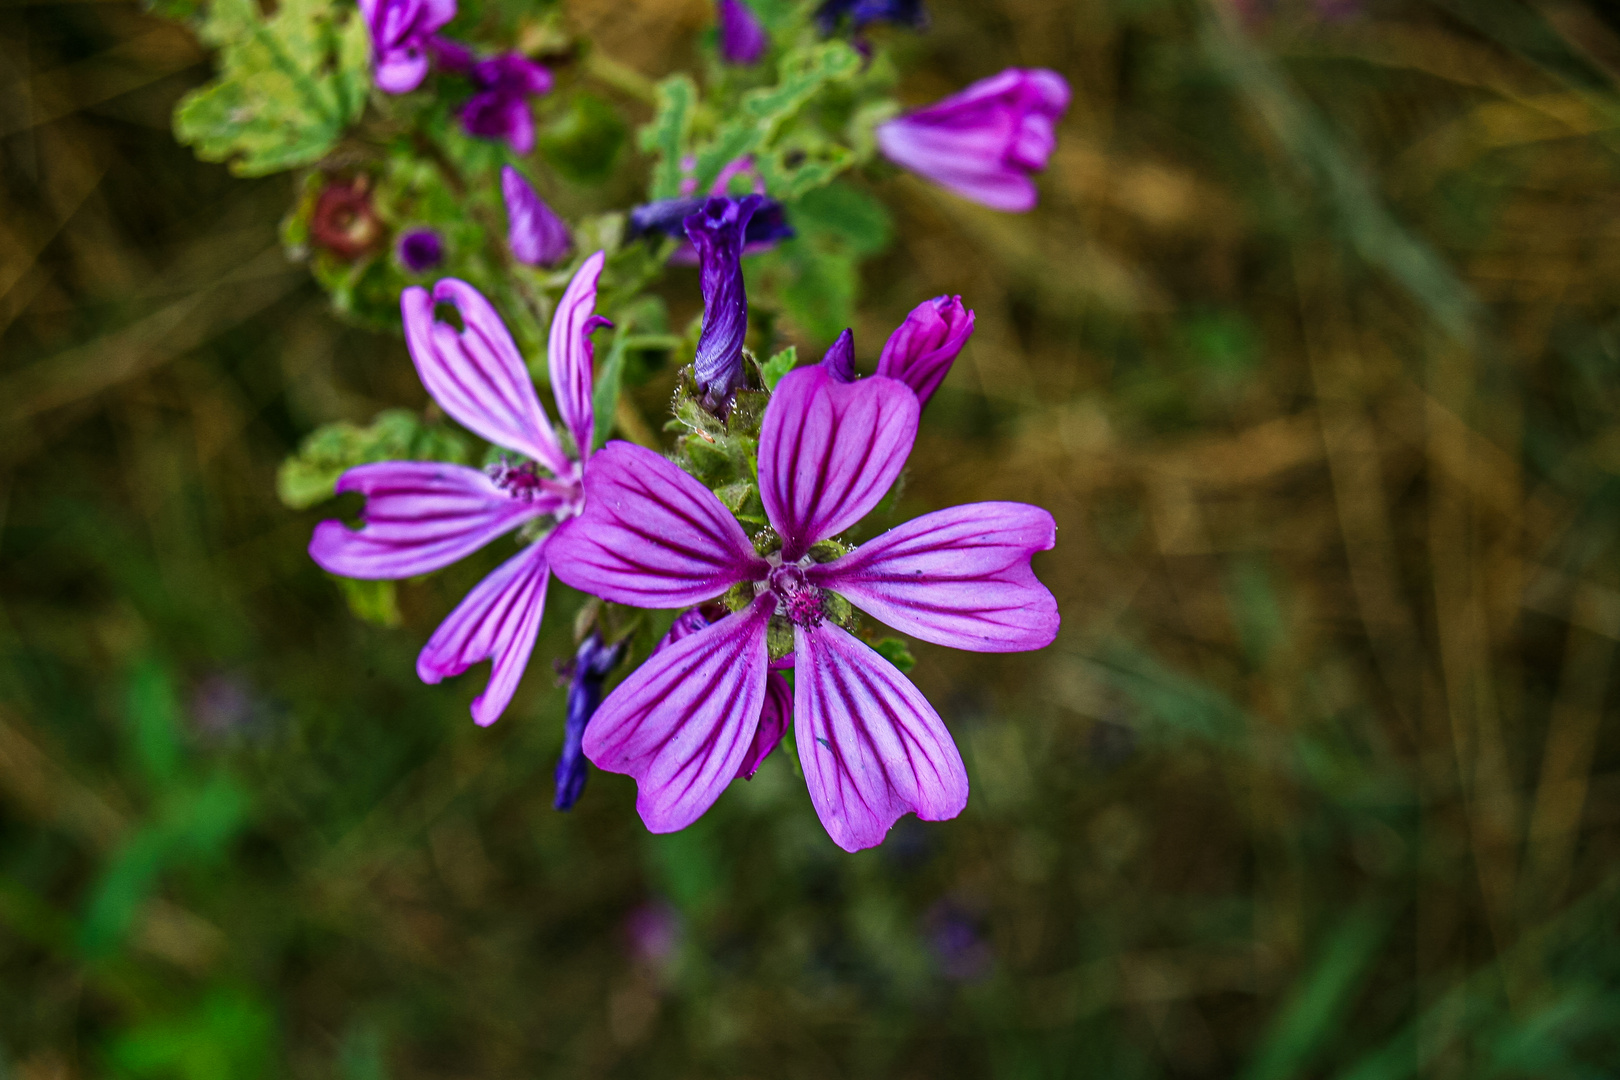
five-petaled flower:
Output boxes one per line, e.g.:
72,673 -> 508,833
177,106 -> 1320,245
458,53 -> 553,154
308,251 -> 611,727
877,68 -> 1070,213
548,364 -> 1059,851
361,0 -> 456,94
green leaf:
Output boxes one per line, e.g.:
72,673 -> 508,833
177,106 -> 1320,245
174,0 -> 370,176
336,578 -> 401,629
108,990 -> 276,1080
872,637 -> 915,673
790,181 -> 892,257
277,410 -> 470,510
126,659 -> 184,789
538,92 -> 630,186
760,345 -> 799,391
591,328 -> 631,451
640,75 -> 698,199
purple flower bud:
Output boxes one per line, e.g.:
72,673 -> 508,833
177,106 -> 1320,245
821,328 -> 856,382
360,0 -> 457,94
876,68 -> 1070,213
555,632 -> 626,810
874,294 -> 974,406
717,0 -> 768,65
396,227 -> 445,273
501,166 -> 571,267
458,53 -> 552,154
815,0 -> 926,34
684,195 -> 764,406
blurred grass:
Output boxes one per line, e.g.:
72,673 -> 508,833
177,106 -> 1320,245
5,0 -> 1620,1076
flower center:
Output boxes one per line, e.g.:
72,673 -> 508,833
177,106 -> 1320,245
487,458 -> 578,505
764,559 -> 824,627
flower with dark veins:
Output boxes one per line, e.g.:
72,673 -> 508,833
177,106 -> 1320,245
683,195 -> 766,409
817,295 -> 974,407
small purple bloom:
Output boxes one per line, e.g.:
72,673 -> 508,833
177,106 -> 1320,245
360,0 -> 456,94
308,252 -> 611,727
875,294 -> 973,405
877,68 -> 1070,213
555,631 -> 626,810
684,195 -> 765,407
502,166 -> 571,268
624,900 -> 681,967
925,899 -> 994,982
717,0 -> 768,65
815,0 -> 926,34
396,227 -> 445,273
459,53 -> 553,154
548,365 -> 1060,852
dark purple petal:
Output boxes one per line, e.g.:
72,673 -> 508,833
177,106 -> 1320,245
873,295 -> 973,406
428,35 -> 475,73
546,442 -> 767,607
757,366 -> 919,561
583,597 -> 773,832
554,631 -> 626,810
402,280 -> 570,477
396,228 -> 445,273
685,196 -> 764,404
309,462 -> 554,580
548,250 -> 609,461
629,195 -> 793,255
815,0 -> 926,33
820,328 -> 856,382
738,672 -> 791,778
876,68 -> 1070,213
809,502 -> 1059,652
502,166 -> 572,267
458,54 -> 551,153
418,541 -> 551,727
793,622 -> 968,852
718,0 -> 768,65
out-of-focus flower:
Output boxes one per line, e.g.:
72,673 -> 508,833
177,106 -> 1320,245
924,899 -> 994,981
396,227 -> 445,272
877,68 -> 1070,212
548,365 -> 1060,851
815,0 -> 926,34
717,0 -> 768,65
459,53 -> 553,154
875,294 -> 974,405
683,195 -> 765,407
310,179 -> 384,260
191,674 -> 265,740
502,166 -> 571,267
554,632 -> 626,810
360,0 -> 456,94
308,253 -> 611,727
624,900 -> 682,968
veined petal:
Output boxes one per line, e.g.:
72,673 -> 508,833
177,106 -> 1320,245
758,366 -> 919,561
738,672 -> 791,779
583,597 -> 773,832
418,541 -> 551,727
309,461 -> 554,580
794,622 -> 969,852
874,295 -> 974,406
548,250 -> 609,461
402,280 -> 570,476
502,166 -> 572,268
546,442 -> 767,607
809,502 -> 1059,652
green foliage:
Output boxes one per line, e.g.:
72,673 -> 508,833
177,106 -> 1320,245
277,410 -> 472,510
336,578 -> 402,629
871,637 -> 915,674
539,92 -> 631,186
642,75 -> 699,200
174,0 -> 369,176
107,990 -> 275,1080
760,344 -> 800,390
747,180 -> 892,341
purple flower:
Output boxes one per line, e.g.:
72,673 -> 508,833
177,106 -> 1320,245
502,166 -> 571,268
717,0 -> 768,65
308,251 -> 611,727
875,295 -> 973,405
555,631 -> 626,810
684,195 -> 765,407
547,365 -> 1059,851
360,0 -> 456,94
396,227 -> 445,273
628,193 -> 793,263
924,899 -> 994,981
459,53 -> 553,154
815,0 -> 926,34
877,68 -> 1070,213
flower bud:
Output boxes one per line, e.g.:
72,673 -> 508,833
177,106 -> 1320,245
874,294 -> 974,406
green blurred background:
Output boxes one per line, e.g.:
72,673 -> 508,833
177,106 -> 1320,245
5,0 -> 1620,1076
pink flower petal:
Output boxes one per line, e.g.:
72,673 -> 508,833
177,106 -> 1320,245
583,597 -> 773,831
402,281 -> 570,476
546,442 -> 767,607
417,541 -> 551,727
757,366 -> 919,561
738,672 -> 791,779
794,622 -> 969,852
548,250 -> 609,460
309,461 -> 555,580
808,502 -> 1059,653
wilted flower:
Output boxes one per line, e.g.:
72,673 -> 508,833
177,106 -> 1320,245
360,0 -> 456,94
502,166 -> 571,267
554,632 -> 626,810
628,191 -> 793,265
684,195 -> 765,407
308,252 -> 611,726
877,68 -> 1070,212
548,365 -> 1059,851
310,178 -> 384,260
459,53 -> 553,154
815,0 -> 926,34
396,227 -> 445,273
717,0 -> 768,65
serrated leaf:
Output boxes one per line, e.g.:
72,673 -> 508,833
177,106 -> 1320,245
761,345 -> 799,390
641,75 -> 698,199
872,637 -> 916,673
277,409 -> 470,510
174,0 -> 370,176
